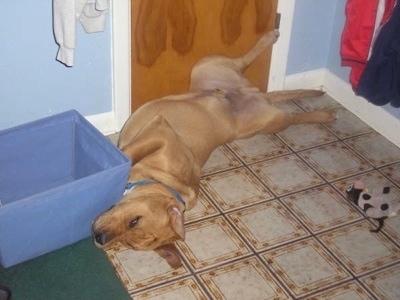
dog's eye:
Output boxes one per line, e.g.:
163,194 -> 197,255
129,216 -> 141,228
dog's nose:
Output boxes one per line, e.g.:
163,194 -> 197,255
94,232 -> 108,245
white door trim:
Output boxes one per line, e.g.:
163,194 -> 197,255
268,0 -> 295,91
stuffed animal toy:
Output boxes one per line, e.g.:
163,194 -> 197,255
346,181 -> 399,233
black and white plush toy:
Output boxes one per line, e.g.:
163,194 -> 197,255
346,181 -> 399,233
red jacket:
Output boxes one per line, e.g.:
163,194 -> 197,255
340,0 -> 396,90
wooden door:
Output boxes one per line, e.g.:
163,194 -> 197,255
131,0 -> 278,110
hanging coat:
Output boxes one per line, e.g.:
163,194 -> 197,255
340,0 -> 379,91
340,0 -> 396,91
356,3 -> 400,107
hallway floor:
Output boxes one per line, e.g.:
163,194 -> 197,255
106,94 -> 400,299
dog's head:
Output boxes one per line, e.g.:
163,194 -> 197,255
91,184 -> 185,251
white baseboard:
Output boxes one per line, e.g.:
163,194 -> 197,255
285,69 -> 400,148
283,68 -> 326,90
85,111 -> 118,136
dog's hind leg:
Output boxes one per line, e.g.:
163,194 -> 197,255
263,89 -> 325,104
263,109 -> 336,133
290,110 -> 337,125
258,109 -> 337,135
232,29 -> 280,72
236,101 -> 337,138
189,30 -> 280,92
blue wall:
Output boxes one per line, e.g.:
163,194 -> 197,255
327,0 -> 350,80
287,0 -> 349,78
286,0 -> 337,75
0,1 -> 112,130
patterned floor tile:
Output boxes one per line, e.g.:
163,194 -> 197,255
299,142 -> 372,181
281,185 -> 362,233
308,281 -> 373,299
198,257 -> 291,299
318,221 -> 400,276
250,154 -> 324,196
261,238 -> 351,298
295,93 -> 342,111
133,277 -> 209,300
228,133 -> 291,164
227,200 -> 309,252
345,132 -> 400,167
382,217 -> 400,245
177,216 -> 251,271
323,107 -> 374,139
105,243 -> 189,293
381,162 -> 400,187
277,123 -> 337,151
202,145 -> 242,176
274,99 -> 307,113
185,189 -> 220,223
201,167 -> 273,212
361,263 -> 400,299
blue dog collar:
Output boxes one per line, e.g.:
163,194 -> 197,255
124,180 -> 186,208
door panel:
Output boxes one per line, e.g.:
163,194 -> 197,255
131,0 -> 278,110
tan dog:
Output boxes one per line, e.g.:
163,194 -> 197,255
92,30 -> 336,268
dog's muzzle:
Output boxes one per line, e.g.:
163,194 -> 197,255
92,205 -> 115,246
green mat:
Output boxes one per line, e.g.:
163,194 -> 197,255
0,238 -> 130,300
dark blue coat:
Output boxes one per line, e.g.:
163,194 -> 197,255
356,3 -> 400,107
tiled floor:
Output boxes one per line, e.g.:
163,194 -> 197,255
106,95 -> 400,299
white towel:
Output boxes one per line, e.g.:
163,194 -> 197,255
53,0 -> 109,67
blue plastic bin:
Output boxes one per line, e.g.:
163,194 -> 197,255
0,110 -> 130,268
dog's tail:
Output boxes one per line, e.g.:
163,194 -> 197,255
233,29 -> 280,72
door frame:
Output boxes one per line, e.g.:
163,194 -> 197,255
110,0 -> 295,131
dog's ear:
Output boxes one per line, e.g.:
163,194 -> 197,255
154,243 -> 183,269
168,206 -> 185,240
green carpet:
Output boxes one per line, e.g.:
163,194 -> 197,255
0,238 -> 130,300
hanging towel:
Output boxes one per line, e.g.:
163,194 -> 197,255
356,2 -> 400,107
53,0 -> 110,67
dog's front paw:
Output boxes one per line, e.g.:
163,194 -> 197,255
319,110 -> 338,123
